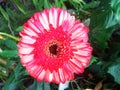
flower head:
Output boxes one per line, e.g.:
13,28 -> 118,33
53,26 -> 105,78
18,7 -> 92,84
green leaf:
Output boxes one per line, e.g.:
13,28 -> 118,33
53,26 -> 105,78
5,39 -> 17,50
44,0 -> 51,9
16,26 -> 23,32
90,27 -> 112,51
104,10 -> 116,28
0,6 -> 9,21
2,64 -> 27,90
26,80 -> 50,90
108,63 -> 120,84
14,63 -> 28,80
83,1 -> 100,9
6,60 -> 15,71
43,82 -> 50,90
88,56 -> 97,66
32,0 -> 43,11
13,0 -> 27,14
0,50 -> 18,58
33,0 -> 39,7
111,0 -> 120,24
55,0 -> 60,7
54,0 -> 66,8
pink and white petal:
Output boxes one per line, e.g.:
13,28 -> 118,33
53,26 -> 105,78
65,63 -> 75,73
23,27 -> 38,37
53,71 -> 60,84
35,66 -> 43,78
52,8 -> 59,28
62,10 -> 69,21
29,66 -> 42,78
18,43 -> 33,48
58,9 -> 70,26
68,60 -> 84,74
58,10 -> 64,26
70,58 -> 84,72
73,48 -> 91,57
71,31 -> 87,40
25,60 -> 36,71
20,36 -> 36,44
71,27 -> 88,39
37,69 -> 46,82
29,65 -> 38,73
19,47 -> 34,54
62,16 -> 75,32
49,8 -> 59,28
62,21 -> 70,32
74,54 -> 90,67
20,54 -> 34,64
71,42 -> 90,49
38,13 -> 49,30
34,21 -> 45,33
33,12 -> 39,21
68,20 -> 81,34
44,70 -> 53,83
27,19 -> 41,33
58,68 -> 66,83
62,65 -> 74,81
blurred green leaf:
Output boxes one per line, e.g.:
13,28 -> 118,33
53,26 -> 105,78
73,0 -> 86,6
111,0 -> 120,24
6,60 -> 15,71
16,26 -> 23,32
55,0 -> 66,8
5,39 -> 17,50
83,1 -> 100,9
0,50 -> 18,58
26,80 -> 50,90
104,10 -> 116,28
12,0 -> 27,14
108,62 -> 120,84
89,0 -> 117,29
88,56 -> 97,66
90,28 -> 112,51
44,0 -> 51,9
0,6 -> 9,21
32,0 -> 43,11
2,63 -> 27,90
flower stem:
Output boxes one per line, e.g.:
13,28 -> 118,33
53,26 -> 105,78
8,21 -> 15,36
58,81 -> 70,90
0,32 -> 20,41
0,58 -> 7,66
79,8 -> 91,15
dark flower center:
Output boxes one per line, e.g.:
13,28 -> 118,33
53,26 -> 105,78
45,40 -> 60,57
49,44 -> 58,55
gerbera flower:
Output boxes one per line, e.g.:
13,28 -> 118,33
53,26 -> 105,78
18,7 -> 92,84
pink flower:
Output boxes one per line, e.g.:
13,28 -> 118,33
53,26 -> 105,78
18,7 -> 92,84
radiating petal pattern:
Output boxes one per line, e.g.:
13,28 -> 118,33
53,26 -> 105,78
18,7 -> 92,84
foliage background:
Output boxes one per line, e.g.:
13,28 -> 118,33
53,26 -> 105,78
0,0 -> 120,90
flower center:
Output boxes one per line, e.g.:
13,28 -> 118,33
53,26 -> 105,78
45,40 -> 60,57
49,44 -> 58,55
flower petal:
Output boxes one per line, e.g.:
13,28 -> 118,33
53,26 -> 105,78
19,47 -> 34,54
37,69 -> 46,82
58,68 -> 66,83
20,54 -> 34,64
44,70 -> 53,82
20,36 -> 36,44
53,71 -> 60,84
23,26 -> 38,37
